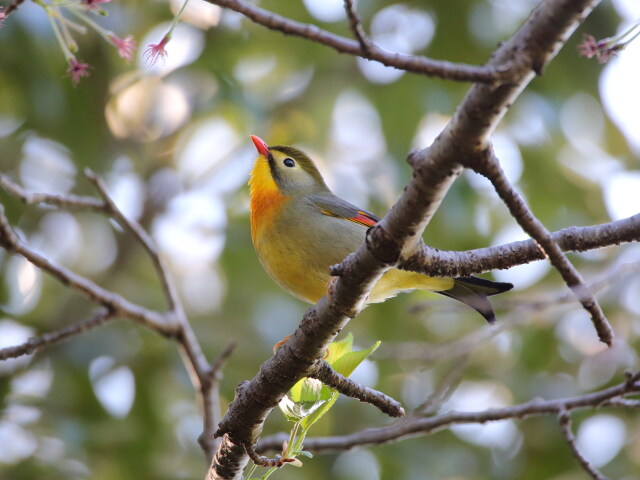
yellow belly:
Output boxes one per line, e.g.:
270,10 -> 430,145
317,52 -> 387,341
368,269 -> 453,303
253,227 -> 331,303
255,229 -> 453,304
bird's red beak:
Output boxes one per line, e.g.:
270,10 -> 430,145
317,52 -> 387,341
250,135 -> 270,158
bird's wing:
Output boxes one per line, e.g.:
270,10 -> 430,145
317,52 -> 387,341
308,194 -> 380,228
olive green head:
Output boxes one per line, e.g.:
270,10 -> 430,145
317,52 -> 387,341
265,145 -> 330,195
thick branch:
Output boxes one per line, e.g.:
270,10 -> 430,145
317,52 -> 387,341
204,0 -> 502,83
209,1 -> 603,477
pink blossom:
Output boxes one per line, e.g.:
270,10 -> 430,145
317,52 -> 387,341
578,33 -> 625,64
595,43 -> 623,64
143,34 -> 171,67
81,0 -> 111,8
67,58 -> 92,86
0,7 -> 5,28
577,34 -> 598,59
109,34 -> 136,61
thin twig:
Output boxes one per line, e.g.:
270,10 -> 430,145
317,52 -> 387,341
383,260 -> 639,365
199,341 -> 238,456
558,411 -> 611,480
0,205 -> 175,332
210,341 -> 239,381
244,441 -> 293,468
84,169 -> 180,311
94,171 -> 225,463
204,0 -> 504,83
0,176 -> 225,462
471,147 -> 613,346
80,175 -> 197,359
414,356 -> 468,415
4,0 -> 27,17
0,308 -> 116,361
310,360 -> 405,418
343,0 -> 371,54
0,173 -> 106,211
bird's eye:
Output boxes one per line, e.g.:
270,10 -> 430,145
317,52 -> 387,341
283,158 -> 295,168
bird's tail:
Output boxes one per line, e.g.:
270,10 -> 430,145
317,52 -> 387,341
435,276 -> 513,324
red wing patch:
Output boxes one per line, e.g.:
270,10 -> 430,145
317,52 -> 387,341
348,211 -> 378,227
320,209 -> 379,227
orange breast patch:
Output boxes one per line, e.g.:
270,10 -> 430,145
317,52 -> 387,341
249,157 -> 288,243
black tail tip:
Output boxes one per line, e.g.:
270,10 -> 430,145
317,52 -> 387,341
438,276 -> 513,324
482,311 -> 497,324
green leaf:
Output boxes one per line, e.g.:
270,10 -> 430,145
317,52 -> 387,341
332,340 -> 381,377
325,332 -> 354,365
300,391 -> 339,431
289,377 -> 323,403
279,377 -> 327,421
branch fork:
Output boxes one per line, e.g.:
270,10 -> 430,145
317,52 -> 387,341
209,1 -> 616,477
464,146 -> 613,346
0,172 -> 231,462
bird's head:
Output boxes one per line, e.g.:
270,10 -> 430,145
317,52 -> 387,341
250,135 -> 329,197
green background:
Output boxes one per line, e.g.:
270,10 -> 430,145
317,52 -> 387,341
1,1 -> 638,479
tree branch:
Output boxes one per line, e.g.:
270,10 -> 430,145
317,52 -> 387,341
4,0 -> 27,18
0,308 -> 116,361
257,371 -> 640,454
199,342 -> 238,457
343,0 -> 371,54
309,360 -> 404,418
558,411 -> 611,480
414,356 -> 468,415
400,215 -> 640,278
469,147 -> 612,345
84,169 -> 181,312
242,441 -> 295,469
0,173 -> 106,211
382,261 -> 638,364
204,0 -> 503,83
208,1 -> 603,478
0,205 -> 175,332
0,174 -> 226,462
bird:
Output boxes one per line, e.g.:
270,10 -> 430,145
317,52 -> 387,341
248,135 -> 512,323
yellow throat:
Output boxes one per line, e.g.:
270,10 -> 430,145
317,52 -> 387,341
249,156 -> 287,245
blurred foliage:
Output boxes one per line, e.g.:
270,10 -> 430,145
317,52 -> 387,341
1,1 -> 639,480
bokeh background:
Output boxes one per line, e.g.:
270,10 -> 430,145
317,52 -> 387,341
1,0 -> 640,479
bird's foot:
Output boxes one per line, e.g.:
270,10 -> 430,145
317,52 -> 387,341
272,334 -> 329,359
327,277 -> 338,296
272,335 -> 292,354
